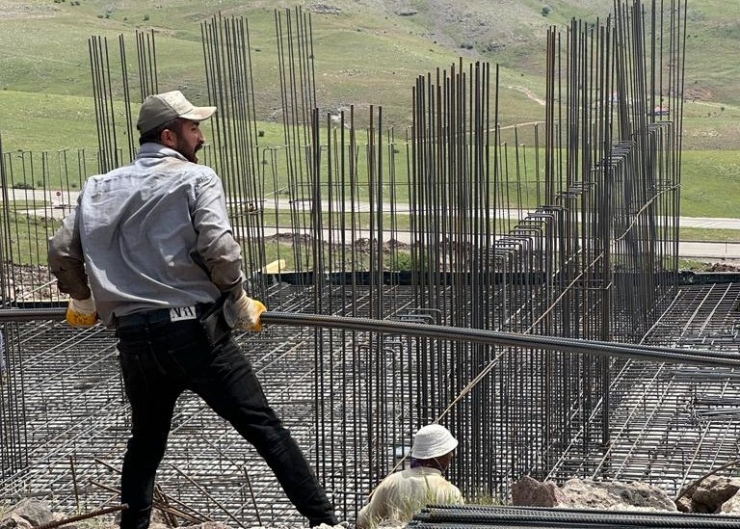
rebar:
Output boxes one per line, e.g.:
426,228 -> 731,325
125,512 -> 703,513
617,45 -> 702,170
1,2 -> 726,527
411,503 -> 740,528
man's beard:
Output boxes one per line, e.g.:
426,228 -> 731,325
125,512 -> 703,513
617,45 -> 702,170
177,139 -> 201,163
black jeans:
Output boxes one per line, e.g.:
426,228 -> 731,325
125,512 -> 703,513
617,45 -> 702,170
116,319 -> 336,529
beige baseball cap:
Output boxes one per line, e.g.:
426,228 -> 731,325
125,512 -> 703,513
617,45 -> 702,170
137,90 -> 216,135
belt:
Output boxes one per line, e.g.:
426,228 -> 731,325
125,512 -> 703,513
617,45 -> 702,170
117,305 -> 208,328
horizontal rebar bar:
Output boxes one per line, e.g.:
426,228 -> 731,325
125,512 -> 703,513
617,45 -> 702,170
260,312 -> 740,368
412,504 -> 740,528
0,308 -> 732,368
0,308 -> 66,322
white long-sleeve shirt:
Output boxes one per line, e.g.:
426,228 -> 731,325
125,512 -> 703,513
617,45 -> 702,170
356,467 -> 464,529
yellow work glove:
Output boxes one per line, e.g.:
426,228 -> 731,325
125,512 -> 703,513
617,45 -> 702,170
66,296 -> 98,328
233,293 -> 267,332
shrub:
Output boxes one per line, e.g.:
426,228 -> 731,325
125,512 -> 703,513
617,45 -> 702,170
390,252 -> 414,271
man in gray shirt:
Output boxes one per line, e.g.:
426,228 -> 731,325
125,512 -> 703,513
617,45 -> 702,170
48,90 -> 338,529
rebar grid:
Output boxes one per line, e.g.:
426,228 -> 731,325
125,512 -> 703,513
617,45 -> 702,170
547,282 -> 740,495
4,282 -> 740,520
0,0 -> 711,525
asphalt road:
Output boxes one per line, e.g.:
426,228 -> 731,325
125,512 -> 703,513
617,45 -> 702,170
679,241 -> 740,260
679,217 -> 740,260
21,188 -> 740,260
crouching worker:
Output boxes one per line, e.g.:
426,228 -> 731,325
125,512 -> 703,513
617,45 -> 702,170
356,424 -> 464,528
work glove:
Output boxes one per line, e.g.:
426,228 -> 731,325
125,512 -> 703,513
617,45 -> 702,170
66,296 -> 98,328
233,292 -> 267,332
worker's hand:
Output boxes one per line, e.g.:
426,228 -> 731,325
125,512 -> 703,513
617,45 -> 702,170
66,296 -> 98,328
233,292 -> 267,332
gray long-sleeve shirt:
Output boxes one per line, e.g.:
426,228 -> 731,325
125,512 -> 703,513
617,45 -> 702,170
48,143 -> 244,327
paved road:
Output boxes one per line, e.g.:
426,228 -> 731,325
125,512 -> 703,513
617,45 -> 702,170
681,217 -> 740,230
261,227 -> 740,261
676,217 -> 740,260
19,188 -> 740,260
679,241 -> 740,260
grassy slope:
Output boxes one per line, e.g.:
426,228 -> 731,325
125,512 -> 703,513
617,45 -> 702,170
1,0 -> 740,218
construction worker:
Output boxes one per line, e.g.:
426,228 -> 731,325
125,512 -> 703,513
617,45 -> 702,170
356,424 -> 464,528
48,90 -> 338,529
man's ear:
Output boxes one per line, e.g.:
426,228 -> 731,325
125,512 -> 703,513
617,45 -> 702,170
160,128 -> 177,148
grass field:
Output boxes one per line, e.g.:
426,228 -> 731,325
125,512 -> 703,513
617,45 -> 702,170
1,0 -> 740,225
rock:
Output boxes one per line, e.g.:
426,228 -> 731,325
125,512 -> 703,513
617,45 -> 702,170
512,476 -> 567,507
692,499 -> 714,514
51,512 -> 78,529
186,524 -> 232,529
307,3 -> 341,15
691,476 -> 740,513
560,478 -> 677,512
675,495 -> 692,513
512,477 -> 677,512
721,489 -> 740,515
0,514 -> 34,529
7,499 -> 54,527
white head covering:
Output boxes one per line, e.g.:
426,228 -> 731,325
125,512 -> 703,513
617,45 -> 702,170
411,424 -> 458,459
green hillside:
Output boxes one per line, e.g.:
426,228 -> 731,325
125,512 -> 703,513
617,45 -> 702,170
1,0 -> 740,219
0,0 -> 555,149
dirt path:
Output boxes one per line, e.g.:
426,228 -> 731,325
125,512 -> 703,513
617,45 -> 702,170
508,85 -> 546,106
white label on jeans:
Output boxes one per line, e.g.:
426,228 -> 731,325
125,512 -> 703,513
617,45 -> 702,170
169,306 -> 198,322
